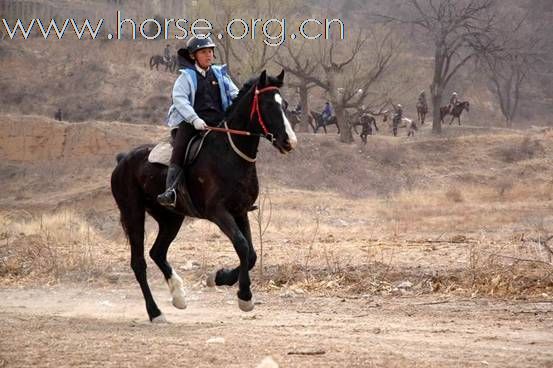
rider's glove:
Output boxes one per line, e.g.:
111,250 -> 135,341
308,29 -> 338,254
192,118 -> 208,130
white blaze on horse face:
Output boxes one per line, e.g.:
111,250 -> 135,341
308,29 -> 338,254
274,93 -> 298,149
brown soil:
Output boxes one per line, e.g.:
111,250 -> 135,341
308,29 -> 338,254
1,285 -> 553,367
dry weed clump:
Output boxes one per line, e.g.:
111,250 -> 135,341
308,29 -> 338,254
0,210 -> 110,284
496,136 -> 544,163
445,187 -> 464,203
371,141 -> 404,167
431,237 -> 553,297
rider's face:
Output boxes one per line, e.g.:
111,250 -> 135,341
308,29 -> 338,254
192,48 -> 214,69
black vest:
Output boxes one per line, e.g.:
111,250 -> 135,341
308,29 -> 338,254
193,68 -> 224,124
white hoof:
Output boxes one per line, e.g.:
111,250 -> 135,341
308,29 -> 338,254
238,298 -> 254,312
206,272 -> 217,287
172,292 -> 187,309
168,272 -> 187,309
151,314 -> 168,324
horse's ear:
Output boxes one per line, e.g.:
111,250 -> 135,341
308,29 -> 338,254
258,70 -> 267,87
277,69 -> 285,82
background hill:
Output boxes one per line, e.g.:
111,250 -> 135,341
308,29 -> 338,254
1,0 -> 552,125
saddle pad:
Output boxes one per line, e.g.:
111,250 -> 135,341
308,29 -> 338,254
147,131 -> 211,166
148,142 -> 172,166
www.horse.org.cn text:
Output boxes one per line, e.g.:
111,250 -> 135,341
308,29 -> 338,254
1,12 -> 346,46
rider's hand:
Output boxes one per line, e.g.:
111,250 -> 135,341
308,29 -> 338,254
193,118 -> 208,130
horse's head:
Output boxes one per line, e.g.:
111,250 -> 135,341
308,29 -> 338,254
462,101 -> 470,112
250,70 -> 297,154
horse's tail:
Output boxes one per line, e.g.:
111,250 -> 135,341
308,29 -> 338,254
149,56 -> 155,69
116,152 -> 126,164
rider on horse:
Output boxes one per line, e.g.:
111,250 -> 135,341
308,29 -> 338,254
448,91 -> 459,112
392,103 -> 403,137
163,44 -> 171,64
322,101 -> 333,124
157,35 -> 239,208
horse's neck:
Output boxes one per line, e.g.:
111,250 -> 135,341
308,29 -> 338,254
225,102 -> 261,162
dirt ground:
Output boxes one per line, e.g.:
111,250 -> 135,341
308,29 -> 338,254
1,283 -> 553,368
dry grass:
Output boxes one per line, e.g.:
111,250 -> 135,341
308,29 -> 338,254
0,210 -> 112,284
495,136 -> 545,163
1,120 -> 553,299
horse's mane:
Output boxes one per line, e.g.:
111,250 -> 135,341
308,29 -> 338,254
225,74 -> 284,120
225,77 -> 257,119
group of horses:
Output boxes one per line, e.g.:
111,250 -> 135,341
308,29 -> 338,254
285,100 -> 469,141
283,99 -> 468,143
417,100 -> 470,126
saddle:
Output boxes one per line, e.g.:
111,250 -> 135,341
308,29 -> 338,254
148,130 -> 211,166
148,129 -> 259,213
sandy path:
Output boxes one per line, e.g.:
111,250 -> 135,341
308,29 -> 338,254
1,284 -> 552,367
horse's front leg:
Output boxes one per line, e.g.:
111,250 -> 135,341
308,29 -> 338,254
208,213 -> 256,287
211,210 -> 255,312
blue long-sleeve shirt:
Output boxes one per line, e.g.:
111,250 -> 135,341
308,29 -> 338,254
166,64 -> 239,127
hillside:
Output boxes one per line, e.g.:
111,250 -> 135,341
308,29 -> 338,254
2,114 -> 552,209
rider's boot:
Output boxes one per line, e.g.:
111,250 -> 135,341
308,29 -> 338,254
157,164 -> 183,208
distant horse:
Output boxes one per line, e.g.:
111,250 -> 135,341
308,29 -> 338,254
285,110 -> 315,132
352,113 -> 378,144
149,54 -> 176,72
111,70 -> 297,322
309,110 -> 340,134
416,103 -> 428,125
383,110 -> 418,137
440,101 -> 470,125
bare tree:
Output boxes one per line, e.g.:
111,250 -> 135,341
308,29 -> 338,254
483,12 -> 545,126
379,0 -> 501,133
208,0 -> 245,82
485,54 -> 528,126
277,28 -> 398,143
209,0 -> 299,84
275,40 -> 319,132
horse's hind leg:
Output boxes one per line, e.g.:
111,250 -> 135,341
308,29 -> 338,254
119,201 -> 165,322
148,208 -> 186,309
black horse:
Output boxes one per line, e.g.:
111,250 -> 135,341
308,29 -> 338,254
111,70 -> 297,322
309,110 -> 340,134
149,54 -> 176,72
352,113 -> 378,144
440,101 -> 470,125
285,110 -> 315,132
416,103 -> 428,125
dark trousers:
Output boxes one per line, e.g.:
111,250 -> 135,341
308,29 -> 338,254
170,123 -> 196,166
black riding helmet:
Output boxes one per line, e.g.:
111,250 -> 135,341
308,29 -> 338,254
177,35 -> 216,66
187,35 -> 216,53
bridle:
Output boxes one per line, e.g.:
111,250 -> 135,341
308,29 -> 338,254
218,85 -> 281,163
249,85 -> 280,143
